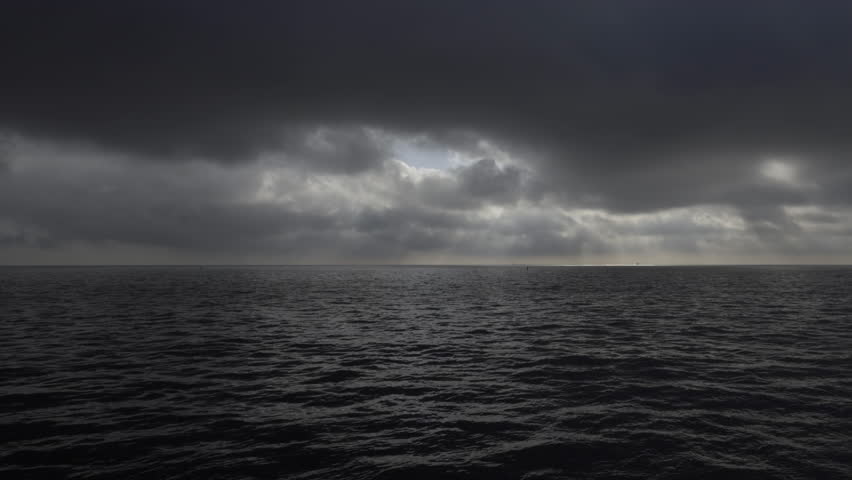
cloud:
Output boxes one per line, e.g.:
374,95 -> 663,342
277,126 -> 392,173
458,158 -> 523,204
5,2 -> 852,165
2,1 -> 852,262
3,134 -> 851,264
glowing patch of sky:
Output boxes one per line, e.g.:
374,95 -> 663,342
392,138 -> 458,170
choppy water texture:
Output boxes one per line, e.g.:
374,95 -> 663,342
1,266 -> 851,479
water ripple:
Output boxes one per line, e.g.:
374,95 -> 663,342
1,265 -> 851,479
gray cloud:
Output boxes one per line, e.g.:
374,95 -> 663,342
413,158 -> 529,210
278,127 -> 391,173
458,159 -> 523,204
4,136 -> 850,265
4,2 -> 852,164
2,1 -> 852,262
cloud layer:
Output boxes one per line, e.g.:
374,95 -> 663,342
2,1 -> 852,263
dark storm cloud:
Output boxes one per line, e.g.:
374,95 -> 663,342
796,211 -> 842,225
278,127 -> 391,173
0,159 -> 340,252
4,2 -> 852,165
458,159 -> 523,204
4,1 -> 852,262
0,133 -> 12,173
413,158 -> 528,210
0,143 -> 617,262
350,205 -> 607,259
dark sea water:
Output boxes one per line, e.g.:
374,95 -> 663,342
1,266 -> 851,479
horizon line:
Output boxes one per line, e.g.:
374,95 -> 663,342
2,263 -> 852,268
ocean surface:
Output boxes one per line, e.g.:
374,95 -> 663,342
1,265 -> 850,479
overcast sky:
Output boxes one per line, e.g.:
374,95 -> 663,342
3,1 -> 852,264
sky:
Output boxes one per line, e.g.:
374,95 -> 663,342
3,1 -> 852,265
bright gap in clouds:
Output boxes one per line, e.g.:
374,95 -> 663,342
391,137 -> 466,170
761,159 -> 798,185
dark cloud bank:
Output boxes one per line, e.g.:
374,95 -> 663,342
2,1 -> 852,263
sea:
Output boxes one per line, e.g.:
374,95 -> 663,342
1,266 -> 850,479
